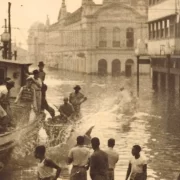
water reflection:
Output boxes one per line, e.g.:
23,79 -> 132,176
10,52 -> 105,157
1,69 -> 180,180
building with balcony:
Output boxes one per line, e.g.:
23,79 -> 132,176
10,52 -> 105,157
148,0 -> 180,92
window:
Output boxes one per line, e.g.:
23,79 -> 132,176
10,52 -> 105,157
126,28 -> 134,48
170,17 -> 175,37
113,27 -> 120,47
99,27 -> 107,47
176,21 -> 180,38
161,20 -> 164,38
165,19 -> 169,38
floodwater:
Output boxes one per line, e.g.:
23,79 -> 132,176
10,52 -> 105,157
2,69 -> 180,180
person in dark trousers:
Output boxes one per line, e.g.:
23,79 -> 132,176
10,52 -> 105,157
125,145 -> 147,180
90,137 -> 109,180
104,138 -> 119,180
34,145 -> 61,180
41,83 -> 55,118
68,136 -> 90,180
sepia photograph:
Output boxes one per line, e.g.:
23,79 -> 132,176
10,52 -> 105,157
0,0 -> 179,179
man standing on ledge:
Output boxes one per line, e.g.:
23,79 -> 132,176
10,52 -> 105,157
69,85 -> 87,117
90,137 -> 109,180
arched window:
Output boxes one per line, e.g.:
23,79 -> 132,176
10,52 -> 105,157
99,27 -> 107,47
126,28 -> 134,48
113,27 -> 120,47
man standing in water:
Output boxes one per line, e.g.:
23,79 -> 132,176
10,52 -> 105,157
90,137 -> 109,180
34,145 -> 61,180
125,145 -> 147,180
67,136 -> 90,180
69,85 -> 87,117
104,138 -> 119,180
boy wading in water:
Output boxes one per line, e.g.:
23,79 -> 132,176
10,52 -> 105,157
125,145 -> 147,180
34,145 -> 61,180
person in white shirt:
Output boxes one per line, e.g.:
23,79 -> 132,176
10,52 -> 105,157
67,136 -> 90,180
0,80 -> 15,132
125,145 -> 147,180
30,70 -> 42,113
104,138 -> 119,180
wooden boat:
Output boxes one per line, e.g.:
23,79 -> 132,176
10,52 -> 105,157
0,59 -> 46,171
43,115 -> 79,147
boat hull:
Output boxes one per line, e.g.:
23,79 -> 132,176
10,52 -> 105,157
0,112 -> 45,173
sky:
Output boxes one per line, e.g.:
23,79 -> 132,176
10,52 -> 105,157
0,0 -> 102,49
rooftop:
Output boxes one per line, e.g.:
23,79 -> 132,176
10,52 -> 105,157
0,59 -> 32,66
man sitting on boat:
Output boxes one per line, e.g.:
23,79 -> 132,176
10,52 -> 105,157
0,80 -> 15,132
69,85 -> 87,117
59,97 -> 75,122
14,77 -> 37,121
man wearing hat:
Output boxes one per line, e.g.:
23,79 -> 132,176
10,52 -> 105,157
69,85 -> 87,116
38,61 -> 46,82
15,77 -> 37,120
0,79 -> 15,132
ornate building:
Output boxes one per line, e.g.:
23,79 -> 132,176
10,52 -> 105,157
32,0 -> 149,76
27,22 -> 46,65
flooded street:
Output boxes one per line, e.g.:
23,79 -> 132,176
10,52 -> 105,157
2,69 -> 180,180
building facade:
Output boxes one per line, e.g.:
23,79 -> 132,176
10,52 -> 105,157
27,22 -> 46,66
29,0 -> 149,76
148,0 -> 180,92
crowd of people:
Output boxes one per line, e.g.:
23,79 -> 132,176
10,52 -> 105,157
35,136 -> 147,180
0,61 -> 87,133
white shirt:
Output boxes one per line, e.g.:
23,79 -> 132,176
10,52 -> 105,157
0,85 -> 8,99
104,147 -> 119,169
130,155 -> 147,174
37,159 -> 54,178
31,77 -> 42,90
68,145 -> 90,166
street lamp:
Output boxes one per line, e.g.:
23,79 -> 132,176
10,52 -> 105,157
166,43 -> 172,95
135,48 -> 140,97
0,19 -> 10,59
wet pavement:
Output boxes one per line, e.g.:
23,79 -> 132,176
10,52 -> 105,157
2,69 -> 180,180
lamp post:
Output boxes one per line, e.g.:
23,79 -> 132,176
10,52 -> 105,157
135,48 -> 140,97
166,45 -> 172,95
1,19 -> 10,59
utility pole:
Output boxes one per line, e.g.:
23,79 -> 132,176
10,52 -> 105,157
3,19 -> 8,59
8,2 -> 12,60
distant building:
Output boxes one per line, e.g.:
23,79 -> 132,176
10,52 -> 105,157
148,0 -> 180,92
11,43 -> 28,62
27,22 -> 46,65
29,0 -> 149,76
